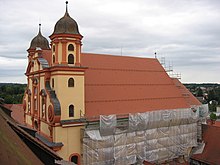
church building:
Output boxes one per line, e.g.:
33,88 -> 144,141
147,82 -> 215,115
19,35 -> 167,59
23,2 -> 204,165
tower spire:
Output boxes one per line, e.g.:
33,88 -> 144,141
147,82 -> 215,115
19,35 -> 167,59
66,1 -> 68,13
39,23 -> 41,34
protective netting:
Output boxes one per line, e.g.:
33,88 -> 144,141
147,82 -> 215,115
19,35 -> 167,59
197,104 -> 209,141
100,115 -> 117,136
83,105 -> 208,165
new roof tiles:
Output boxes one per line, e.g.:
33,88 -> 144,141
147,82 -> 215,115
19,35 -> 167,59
81,53 -> 195,117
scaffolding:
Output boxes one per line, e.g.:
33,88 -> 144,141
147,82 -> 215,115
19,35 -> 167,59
82,104 -> 208,165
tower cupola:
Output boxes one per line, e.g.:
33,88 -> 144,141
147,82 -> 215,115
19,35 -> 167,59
29,24 -> 50,50
50,1 -> 83,66
52,1 -> 80,35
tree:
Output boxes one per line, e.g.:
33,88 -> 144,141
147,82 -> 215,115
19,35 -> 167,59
208,89 -> 217,102
210,112 -> 217,125
209,101 -> 217,112
197,88 -> 203,97
0,83 -> 26,104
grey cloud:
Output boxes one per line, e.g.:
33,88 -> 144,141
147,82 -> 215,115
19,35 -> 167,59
0,0 -> 220,83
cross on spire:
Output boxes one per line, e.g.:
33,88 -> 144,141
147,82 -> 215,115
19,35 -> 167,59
39,23 -> 41,31
66,1 -> 68,13
38,23 -> 42,35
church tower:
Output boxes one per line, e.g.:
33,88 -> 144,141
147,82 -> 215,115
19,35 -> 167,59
27,24 -> 50,62
46,3 -> 87,161
23,2 -> 86,162
24,24 -> 51,131
50,1 -> 82,66
48,1 -> 86,121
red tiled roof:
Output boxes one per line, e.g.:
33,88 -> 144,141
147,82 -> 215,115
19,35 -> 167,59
0,108 -> 43,164
10,104 -> 24,124
207,120 -> 220,127
2,104 -> 24,124
2,104 -> 13,109
191,124 -> 220,164
3,104 -> 24,124
81,53 -> 194,117
36,51 -> 200,118
172,78 -> 201,106
42,50 -> 52,66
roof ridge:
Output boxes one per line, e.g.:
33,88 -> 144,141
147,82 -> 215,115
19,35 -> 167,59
82,52 -> 157,60
88,67 -> 163,72
85,83 -> 173,86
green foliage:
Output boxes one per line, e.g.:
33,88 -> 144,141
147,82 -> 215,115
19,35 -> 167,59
210,112 -> 217,121
0,83 -> 26,104
208,90 -> 217,102
196,88 -> 203,97
184,83 -> 220,113
209,103 -> 217,112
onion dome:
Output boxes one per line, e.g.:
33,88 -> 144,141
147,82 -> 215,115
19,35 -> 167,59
29,24 -> 50,50
52,1 -> 80,35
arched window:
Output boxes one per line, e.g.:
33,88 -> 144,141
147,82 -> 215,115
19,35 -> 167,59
40,89 -> 47,119
34,87 -> 38,111
27,89 -> 31,113
71,156 -> 78,164
68,44 -> 74,51
52,78 -> 54,88
53,45 -> 55,52
34,121 -> 38,130
68,54 -> 74,64
69,105 -> 74,117
34,87 -> 38,95
28,95 -> 31,113
69,154 -> 80,164
68,78 -> 74,87
53,55 -> 55,63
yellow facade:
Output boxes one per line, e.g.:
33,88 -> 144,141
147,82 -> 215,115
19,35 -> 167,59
41,121 -> 51,136
24,55 -> 85,162
51,71 -> 85,120
23,3 -> 86,164
55,125 -> 84,161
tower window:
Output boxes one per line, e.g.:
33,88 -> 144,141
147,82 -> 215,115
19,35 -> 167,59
68,44 -> 74,51
68,78 -> 74,87
69,105 -> 74,117
52,78 -> 54,88
68,54 -> 74,64
53,55 -> 55,63
53,45 -> 55,52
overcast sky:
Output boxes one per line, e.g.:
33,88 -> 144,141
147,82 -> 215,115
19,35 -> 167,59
0,0 -> 220,83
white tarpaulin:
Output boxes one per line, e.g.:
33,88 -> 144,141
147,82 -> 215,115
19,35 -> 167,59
83,106 -> 203,164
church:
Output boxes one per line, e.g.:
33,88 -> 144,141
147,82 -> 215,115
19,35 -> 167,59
23,2 -> 205,164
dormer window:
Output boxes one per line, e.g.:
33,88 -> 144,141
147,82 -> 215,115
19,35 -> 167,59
68,54 -> 74,64
68,44 -> 74,51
